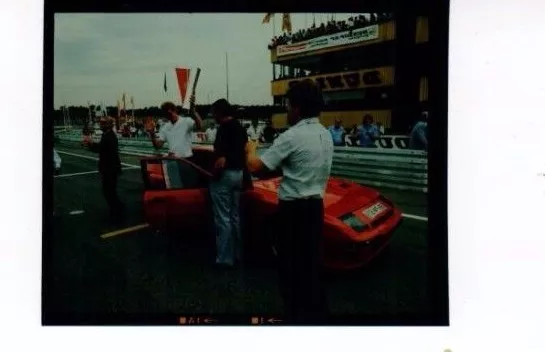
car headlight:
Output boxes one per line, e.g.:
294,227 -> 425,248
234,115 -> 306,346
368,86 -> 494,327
339,213 -> 367,232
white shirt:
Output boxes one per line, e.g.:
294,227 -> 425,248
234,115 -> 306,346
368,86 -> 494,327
247,125 -> 263,141
205,127 -> 217,143
260,118 -> 334,201
157,116 -> 196,158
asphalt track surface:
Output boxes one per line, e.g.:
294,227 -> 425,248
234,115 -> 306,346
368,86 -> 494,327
46,146 -> 429,322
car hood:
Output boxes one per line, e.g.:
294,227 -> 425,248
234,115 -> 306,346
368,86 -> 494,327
252,177 -> 382,217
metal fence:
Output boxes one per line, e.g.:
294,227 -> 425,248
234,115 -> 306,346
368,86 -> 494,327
55,132 -> 428,193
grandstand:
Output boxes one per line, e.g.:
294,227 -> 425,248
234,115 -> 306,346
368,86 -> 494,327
268,15 -> 429,133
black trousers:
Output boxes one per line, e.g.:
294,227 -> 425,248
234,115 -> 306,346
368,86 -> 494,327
101,172 -> 124,217
275,198 -> 329,325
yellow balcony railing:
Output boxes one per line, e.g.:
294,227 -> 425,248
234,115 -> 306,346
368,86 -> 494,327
271,66 -> 395,96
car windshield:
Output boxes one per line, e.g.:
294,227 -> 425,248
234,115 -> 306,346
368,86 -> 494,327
145,159 -> 206,190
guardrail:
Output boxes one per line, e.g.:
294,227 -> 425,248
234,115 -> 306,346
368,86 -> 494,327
55,133 -> 428,193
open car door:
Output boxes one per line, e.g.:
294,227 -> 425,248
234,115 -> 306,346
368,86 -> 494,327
140,157 -> 212,235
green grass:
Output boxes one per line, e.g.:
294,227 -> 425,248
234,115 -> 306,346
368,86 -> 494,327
47,147 -> 429,319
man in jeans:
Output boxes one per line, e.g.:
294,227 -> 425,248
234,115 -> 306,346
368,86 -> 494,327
208,98 -> 249,268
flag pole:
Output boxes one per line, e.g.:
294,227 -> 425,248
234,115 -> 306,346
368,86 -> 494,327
62,105 -> 66,130
225,52 -> 229,101
67,105 -> 71,129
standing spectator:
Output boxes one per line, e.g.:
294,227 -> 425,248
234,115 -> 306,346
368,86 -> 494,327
146,101 -> 203,159
207,98 -> 249,268
357,114 -> 380,147
82,124 -> 92,136
377,122 -> 385,135
130,124 -> 136,138
409,111 -> 428,151
84,117 -> 125,223
260,119 -> 278,144
53,148 -> 62,175
348,124 -> 359,146
247,119 -> 263,142
328,118 -> 346,146
205,122 -> 218,143
245,79 -> 333,324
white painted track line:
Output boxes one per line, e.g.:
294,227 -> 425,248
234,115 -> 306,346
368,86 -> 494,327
57,150 -> 140,168
402,213 -> 428,222
54,167 -> 138,178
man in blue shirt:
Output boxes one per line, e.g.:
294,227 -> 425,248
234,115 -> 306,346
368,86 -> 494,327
410,111 -> 428,151
328,118 -> 346,146
358,114 -> 380,147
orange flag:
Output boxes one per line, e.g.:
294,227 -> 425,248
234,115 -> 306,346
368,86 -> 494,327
282,13 -> 292,32
175,68 -> 191,106
262,13 -> 274,24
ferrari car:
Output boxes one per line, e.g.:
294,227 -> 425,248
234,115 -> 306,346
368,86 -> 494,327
140,146 -> 402,270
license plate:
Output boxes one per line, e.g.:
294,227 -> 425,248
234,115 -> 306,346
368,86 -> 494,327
362,202 -> 388,219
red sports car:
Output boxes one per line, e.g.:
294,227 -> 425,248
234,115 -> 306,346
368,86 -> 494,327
140,146 -> 403,270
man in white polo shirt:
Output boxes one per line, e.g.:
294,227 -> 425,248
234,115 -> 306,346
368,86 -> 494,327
246,79 -> 333,324
205,122 -> 217,143
246,119 -> 263,142
147,101 -> 203,159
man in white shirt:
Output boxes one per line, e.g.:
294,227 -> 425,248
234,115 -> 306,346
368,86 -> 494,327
205,122 -> 217,143
246,119 -> 262,142
246,79 -> 333,324
147,101 -> 203,159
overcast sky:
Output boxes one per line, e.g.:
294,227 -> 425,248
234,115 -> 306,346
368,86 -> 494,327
54,13 -> 362,109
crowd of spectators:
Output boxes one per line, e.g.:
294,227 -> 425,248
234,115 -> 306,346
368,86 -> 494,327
268,13 -> 393,49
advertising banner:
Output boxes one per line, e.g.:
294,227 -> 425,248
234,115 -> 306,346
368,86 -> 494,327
277,25 -> 379,57
271,66 -> 394,95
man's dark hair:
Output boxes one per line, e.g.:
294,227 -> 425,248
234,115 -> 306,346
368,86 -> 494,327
161,102 -> 177,112
285,79 -> 324,118
420,110 -> 429,121
211,99 -> 233,118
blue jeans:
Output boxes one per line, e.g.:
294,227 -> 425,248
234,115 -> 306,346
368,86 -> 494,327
209,169 -> 243,266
